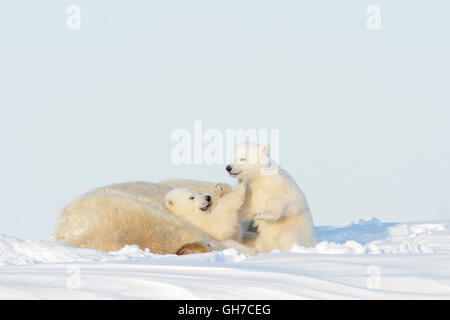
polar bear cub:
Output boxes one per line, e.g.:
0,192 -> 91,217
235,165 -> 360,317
165,181 -> 247,242
226,142 -> 317,252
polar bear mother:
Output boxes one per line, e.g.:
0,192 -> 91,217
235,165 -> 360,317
226,142 -> 317,252
52,181 -> 239,254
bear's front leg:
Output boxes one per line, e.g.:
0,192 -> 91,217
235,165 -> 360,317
254,211 -> 283,221
254,196 -> 287,221
213,179 -> 247,214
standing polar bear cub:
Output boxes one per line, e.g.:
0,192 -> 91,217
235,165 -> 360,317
165,181 -> 246,242
226,142 -> 317,252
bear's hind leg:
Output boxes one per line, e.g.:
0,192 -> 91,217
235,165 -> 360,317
175,241 -> 224,255
275,227 -> 300,252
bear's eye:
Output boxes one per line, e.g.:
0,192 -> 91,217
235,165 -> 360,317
189,196 -> 194,200
240,158 -> 246,161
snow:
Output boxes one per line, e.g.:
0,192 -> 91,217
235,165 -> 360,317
1,218 -> 450,299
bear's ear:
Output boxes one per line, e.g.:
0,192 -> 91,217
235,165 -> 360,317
261,144 -> 270,156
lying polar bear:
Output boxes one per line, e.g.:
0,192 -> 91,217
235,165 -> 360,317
52,181 -> 255,255
165,180 -> 246,242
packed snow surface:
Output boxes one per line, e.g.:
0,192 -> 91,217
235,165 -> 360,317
1,218 -> 450,299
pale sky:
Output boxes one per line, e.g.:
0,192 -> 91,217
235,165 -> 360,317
1,1 -> 449,239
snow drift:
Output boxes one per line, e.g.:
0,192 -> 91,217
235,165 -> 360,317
1,218 -> 450,299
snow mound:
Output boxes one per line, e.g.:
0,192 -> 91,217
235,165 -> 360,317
0,235 -> 154,266
1,219 -> 449,267
205,248 -> 248,263
1,219 -> 450,299
293,221 -> 448,254
0,235 -> 248,266
316,217 -> 395,244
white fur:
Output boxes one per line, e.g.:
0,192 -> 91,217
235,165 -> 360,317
165,181 -> 246,242
159,178 -> 232,196
227,142 -> 317,252
53,181 -> 257,255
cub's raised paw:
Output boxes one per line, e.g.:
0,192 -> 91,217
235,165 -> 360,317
214,183 -> 232,197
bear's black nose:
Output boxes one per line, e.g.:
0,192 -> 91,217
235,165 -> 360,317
226,165 -> 232,172
205,195 -> 211,202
